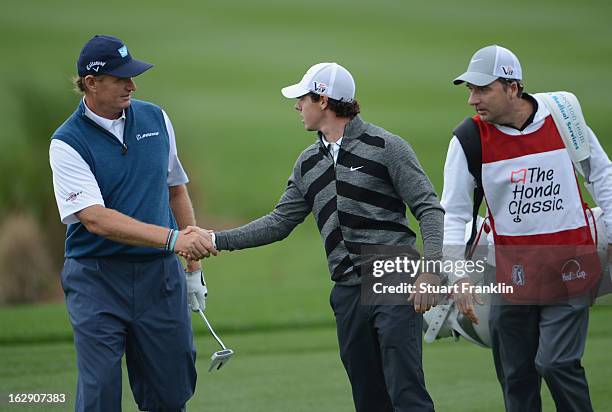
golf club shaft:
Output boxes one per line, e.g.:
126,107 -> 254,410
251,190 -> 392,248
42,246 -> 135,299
198,309 -> 227,350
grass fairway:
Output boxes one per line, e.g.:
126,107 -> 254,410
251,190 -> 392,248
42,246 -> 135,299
1,306 -> 611,411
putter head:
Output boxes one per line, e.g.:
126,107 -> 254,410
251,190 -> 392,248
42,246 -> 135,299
208,348 -> 234,372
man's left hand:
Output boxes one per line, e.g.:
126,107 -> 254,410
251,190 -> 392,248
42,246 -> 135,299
185,269 -> 208,312
408,273 -> 440,313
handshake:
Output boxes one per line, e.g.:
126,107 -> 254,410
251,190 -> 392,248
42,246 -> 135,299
171,226 -> 216,313
172,225 -> 218,261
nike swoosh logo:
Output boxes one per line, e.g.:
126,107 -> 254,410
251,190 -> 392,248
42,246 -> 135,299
470,58 -> 483,63
350,166 -> 364,172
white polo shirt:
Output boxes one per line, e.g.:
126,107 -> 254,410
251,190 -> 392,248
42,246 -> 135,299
49,99 -> 189,225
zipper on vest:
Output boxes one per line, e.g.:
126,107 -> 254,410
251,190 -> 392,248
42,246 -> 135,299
81,114 -> 129,155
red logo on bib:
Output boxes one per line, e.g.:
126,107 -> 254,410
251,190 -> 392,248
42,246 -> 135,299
510,169 -> 527,183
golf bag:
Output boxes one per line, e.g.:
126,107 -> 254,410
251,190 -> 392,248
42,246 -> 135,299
423,207 -> 609,348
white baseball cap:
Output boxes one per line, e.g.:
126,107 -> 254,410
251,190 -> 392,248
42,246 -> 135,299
281,62 -> 356,102
453,45 -> 522,86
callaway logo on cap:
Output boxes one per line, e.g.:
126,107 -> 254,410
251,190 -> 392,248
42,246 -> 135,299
453,45 -> 522,87
77,35 -> 153,78
281,62 -> 356,102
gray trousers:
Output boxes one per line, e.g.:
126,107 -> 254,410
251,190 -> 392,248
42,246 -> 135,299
489,302 -> 593,412
330,284 -> 434,412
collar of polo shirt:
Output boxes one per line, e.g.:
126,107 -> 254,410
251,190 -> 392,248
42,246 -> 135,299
82,97 -> 126,139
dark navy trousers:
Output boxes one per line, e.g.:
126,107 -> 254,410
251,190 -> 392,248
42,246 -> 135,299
330,284 -> 434,412
61,254 -> 197,412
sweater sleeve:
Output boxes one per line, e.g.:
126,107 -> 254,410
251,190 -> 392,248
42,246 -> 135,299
386,136 -> 445,261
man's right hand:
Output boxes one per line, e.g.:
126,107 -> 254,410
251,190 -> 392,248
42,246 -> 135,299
451,278 -> 482,324
174,226 -> 218,260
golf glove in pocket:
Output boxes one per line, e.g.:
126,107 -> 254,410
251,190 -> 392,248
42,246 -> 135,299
185,269 -> 208,312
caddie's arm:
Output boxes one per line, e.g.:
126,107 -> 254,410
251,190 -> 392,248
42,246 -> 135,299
440,137 -> 478,257
585,127 -> 612,247
440,136 -> 482,323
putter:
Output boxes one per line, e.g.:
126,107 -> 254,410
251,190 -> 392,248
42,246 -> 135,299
198,309 -> 234,372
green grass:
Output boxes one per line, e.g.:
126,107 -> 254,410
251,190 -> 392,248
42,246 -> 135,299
1,307 -> 612,411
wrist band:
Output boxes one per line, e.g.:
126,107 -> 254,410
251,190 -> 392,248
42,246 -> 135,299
169,230 -> 180,252
164,229 -> 174,251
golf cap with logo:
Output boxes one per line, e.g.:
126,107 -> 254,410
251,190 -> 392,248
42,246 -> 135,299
453,45 -> 522,86
281,62 -> 355,102
77,35 -> 153,78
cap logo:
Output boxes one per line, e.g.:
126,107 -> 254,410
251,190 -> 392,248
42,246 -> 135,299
117,45 -> 128,58
313,82 -> 327,94
86,61 -> 106,72
500,66 -> 514,76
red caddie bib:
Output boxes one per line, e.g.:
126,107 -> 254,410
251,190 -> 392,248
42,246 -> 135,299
476,115 -> 600,303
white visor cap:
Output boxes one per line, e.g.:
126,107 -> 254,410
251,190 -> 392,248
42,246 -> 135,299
281,62 -> 355,102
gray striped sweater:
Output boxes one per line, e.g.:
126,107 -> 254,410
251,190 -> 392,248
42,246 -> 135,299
215,115 -> 444,284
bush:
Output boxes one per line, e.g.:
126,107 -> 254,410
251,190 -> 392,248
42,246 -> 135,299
0,213 -> 59,304
0,80 -> 75,301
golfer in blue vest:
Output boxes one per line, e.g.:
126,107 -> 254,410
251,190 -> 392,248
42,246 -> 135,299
49,35 -> 216,412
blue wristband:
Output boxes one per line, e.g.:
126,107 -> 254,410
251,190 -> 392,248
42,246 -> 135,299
164,229 -> 174,251
169,230 -> 180,252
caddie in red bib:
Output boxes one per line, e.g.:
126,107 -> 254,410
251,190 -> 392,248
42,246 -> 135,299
442,44 -> 612,412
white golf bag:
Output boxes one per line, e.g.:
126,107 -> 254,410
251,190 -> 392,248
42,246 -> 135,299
423,207 -> 609,348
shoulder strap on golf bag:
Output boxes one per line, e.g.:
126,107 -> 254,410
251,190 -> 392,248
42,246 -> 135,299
535,91 -> 592,183
453,117 -> 484,258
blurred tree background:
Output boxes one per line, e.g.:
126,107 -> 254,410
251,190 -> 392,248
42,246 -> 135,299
0,78 -> 76,302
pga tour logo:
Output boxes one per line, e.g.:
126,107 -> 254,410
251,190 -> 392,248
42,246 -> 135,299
313,82 -> 327,94
86,61 -> 106,72
511,265 -> 526,286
